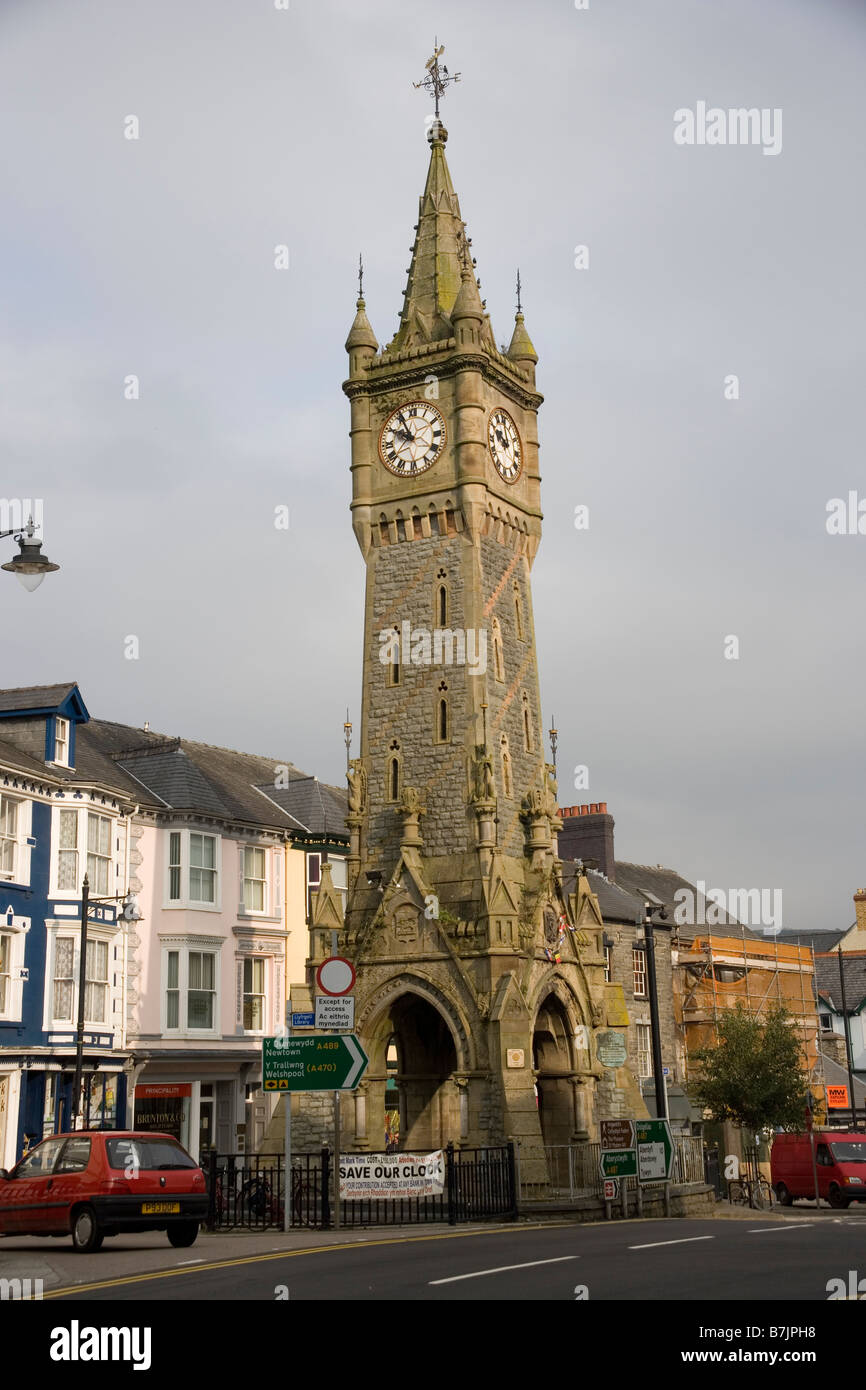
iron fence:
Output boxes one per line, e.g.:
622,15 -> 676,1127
206,1149 -> 330,1230
206,1142 -> 515,1231
520,1135 -> 709,1201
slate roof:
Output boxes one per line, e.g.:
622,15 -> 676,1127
776,930 -> 847,952
820,1049 -> 866,1105
86,719 -> 348,837
814,952 -> 866,1012
0,683 -> 79,713
560,857 -> 757,940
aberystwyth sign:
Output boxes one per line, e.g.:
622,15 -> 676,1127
339,1151 -> 446,1199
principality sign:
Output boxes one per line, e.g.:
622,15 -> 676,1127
340,1151 -> 445,1200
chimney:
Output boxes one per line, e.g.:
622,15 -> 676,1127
557,803 -> 615,881
854,889 -> 866,937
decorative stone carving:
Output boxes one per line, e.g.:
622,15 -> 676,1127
393,904 -> 419,942
347,759 -> 367,814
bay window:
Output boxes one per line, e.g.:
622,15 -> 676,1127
243,846 -> 267,913
163,944 -> 220,1033
165,830 -> 221,909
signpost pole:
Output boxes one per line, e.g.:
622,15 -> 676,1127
283,996 -> 292,1234
330,931 -> 341,1233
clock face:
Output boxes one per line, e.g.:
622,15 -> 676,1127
488,408 -> 522,482
379,402 -> 446,476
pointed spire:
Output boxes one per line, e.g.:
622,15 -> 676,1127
345,254 -> 378,353
507,269 -> 538,366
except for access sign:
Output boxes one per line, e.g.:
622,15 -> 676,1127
262,1034 -> 368,1092
315,994 -> 355,1031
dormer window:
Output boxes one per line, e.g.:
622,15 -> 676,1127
54,716 -> 70,766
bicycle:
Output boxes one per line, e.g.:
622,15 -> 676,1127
728,1176 -> 774,1210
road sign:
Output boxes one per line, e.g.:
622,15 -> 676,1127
635,1118 -> 673,1182
596,1030 -> 628,1069
316,957 -> 356,996
603,1179 -> 618,1200
291,1012 -> 315,1028
262,1034 -> 368,1092
600,1119 -> 634,1150
827,1084 -> 849,1109
315,995 -> 355,1031
600,1148 -> 637,1179
662,1066 -> 670,1076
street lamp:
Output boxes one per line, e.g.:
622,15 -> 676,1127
637,902 -> 668,1122
71,875 -> 142,1130
0,516 -> 60,591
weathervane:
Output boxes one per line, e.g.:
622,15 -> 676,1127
413,39 -> 460,119
516,269 -> 523,314
358,253 -> 364,298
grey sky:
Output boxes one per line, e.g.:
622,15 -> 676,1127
2,0 -> 864,932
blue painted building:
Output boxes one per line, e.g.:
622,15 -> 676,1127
0,684 -> 139,1166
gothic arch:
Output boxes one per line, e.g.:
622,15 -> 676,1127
357,972 -> 476,1073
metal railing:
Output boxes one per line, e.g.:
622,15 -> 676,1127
206,1142 -> 516,1230
520,1135 -> 709,1201
206,1150 -> 330,1230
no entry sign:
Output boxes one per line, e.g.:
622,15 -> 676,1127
316,957 -> 356,996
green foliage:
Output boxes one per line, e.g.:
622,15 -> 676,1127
688,1004 -> 809,1134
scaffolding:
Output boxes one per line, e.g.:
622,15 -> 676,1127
676,929 -> 825,1111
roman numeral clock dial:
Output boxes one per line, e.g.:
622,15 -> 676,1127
379,402 -> 446,476
488,408 -> 522,482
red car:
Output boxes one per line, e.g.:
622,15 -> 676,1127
0,1130 -> 208,1252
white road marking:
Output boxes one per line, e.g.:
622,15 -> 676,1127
747,1224 -> 813,1233
175,1258 -> 205,1265
629,1236 -> 715,1250
430,1255 -> 578,1285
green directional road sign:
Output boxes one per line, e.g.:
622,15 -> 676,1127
262,1034 -> 369,1092
599,1148 -> 637,1179
635,1118 -> 674,1182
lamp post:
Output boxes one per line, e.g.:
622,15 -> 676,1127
0,516 -> 60,591
71,876 -> 141,1130
638,903 -> 667,1121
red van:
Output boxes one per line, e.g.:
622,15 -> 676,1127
771,1130 -> 866,1208
0,1130 -> 208,1251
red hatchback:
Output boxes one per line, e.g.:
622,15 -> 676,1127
0,1131 -> 208,1252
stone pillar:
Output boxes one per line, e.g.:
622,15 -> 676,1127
455,1076 -> 470,1145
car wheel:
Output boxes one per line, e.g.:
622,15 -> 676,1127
829,1186 -> 850,1210
167,1221 -> 199,1249
71,1206 -> 104,1253
775,1183 -> 793,1206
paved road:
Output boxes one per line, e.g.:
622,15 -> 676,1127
8,1213 -> 863,1301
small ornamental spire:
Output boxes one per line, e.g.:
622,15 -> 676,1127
413,39 -> 460,120
516,268 -> 522,315
358,254 -> 364,299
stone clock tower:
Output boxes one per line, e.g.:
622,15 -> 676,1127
307,56 -> 634,1187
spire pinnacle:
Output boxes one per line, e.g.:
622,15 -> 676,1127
358,253 -> 364,299
413,39 -> 460,120
516,268 -> 522,314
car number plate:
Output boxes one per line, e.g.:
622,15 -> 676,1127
141,1201 -> 181,1214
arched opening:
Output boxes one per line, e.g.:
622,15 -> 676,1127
368,993 -> 460,1149
533,993 -> 575,1149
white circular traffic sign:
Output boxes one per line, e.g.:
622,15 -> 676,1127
316,956 -> 356,996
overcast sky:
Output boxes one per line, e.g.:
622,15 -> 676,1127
2,0 -> 864,933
